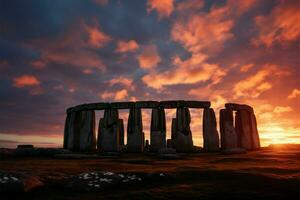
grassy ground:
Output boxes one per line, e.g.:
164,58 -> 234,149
1,144 -> 300,199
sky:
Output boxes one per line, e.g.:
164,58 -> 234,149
0,0 -> 299,148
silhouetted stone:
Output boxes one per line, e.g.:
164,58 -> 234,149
220,109 -> 238,150
63,113 -> 71,149
249,113 -> 260,150
127,108 -> 144,152
79,110 -> 96,151
166,139 -> 172,148
135,101 -> 159,108
66,111 -> 81,151
145,140 -> 150,151
235,110 -> 252,150
150,107 -> 166,152
173,107 -> 193,152
98,109 -> 121,152
118,119 -> 124,147
110,102 -> 135,109
203,108 -> 219,152
225,103 -> 254,113
171,118 -> 177,148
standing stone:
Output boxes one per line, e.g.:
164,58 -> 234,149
127,107 -> 144,152
235,110 -> 252,150
63,113 -> 71,149
66,111 -> 81,151
79,110 -> 96,151
97,109 -> 121,152
118,119 -> 124,147
150,107 -> 166,152
174,107 -> 193,152
203,108 -> 220,152
64,111 -> 96,152
249,113 -> 260,149
171,118 -> 177,148
220,109 -> 238,150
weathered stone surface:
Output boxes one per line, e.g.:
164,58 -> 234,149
98,109 -> 121,152
203,108 -> 219,152
225,103 -> 254,113
135,101 -> 159,108
235,110 -> 252,150
118,119 -> 124,146
220,109 -> 238,150
159,100 -> 184,108
66,111 -> 81,151
173,108 -> 193,152
249,113 -> 260,150
110,102 -> 135,109
150,107 -> 166,152
127,108 -> 144,152
63,112 -> 71,149
184,101 -> 210,108
79,110 -> 96,151
66,111 -> 94,151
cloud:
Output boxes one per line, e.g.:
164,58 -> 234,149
288,89 -> 300,99
29,20 -> 108,71
175,0 -> 204,13
115,40 -> 139,53
85,23 -> 111,48
252,0 -> 300,47
108,76 -> 135,90
240,63 -> 254,72
13,75 -> 40,88
142,53 -> 226,89
233,64 -> 288,98
274,106 -> 293,114
171,6 -> 234,54
147,0 -> 174,19
137,44 -> 161,69
100,89 -> 128,101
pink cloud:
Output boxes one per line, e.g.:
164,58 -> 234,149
85,24 -> 111,48
142,53 -> 226,89
115,40 -> 139,53
147,0 -> 174,19
108,76 -> 135,90
13,75 -> 40,88
252,0 -> 300,47
137,44 -> 161,69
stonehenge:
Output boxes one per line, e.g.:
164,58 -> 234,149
220,103 -> 260,150
64,101 -> 260,153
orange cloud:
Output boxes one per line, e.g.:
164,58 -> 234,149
288,89 -> 300,99
142,53 -> 226,89
176,0 -> 204,13
100,89 -> 128,101
137,44 -> 161,69
252,0 -> 300,47
86,24 -> 111,48
273,106 -> 293,114
115,40 -> 139,53
240,63 -> 254,72
171,6 -> 234,54
147,0 -> 174,19
13,75 -> 40,88
108,76 -> 135,90
233,64 -> 288,98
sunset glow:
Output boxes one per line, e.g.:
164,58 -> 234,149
0,0 -> 299,148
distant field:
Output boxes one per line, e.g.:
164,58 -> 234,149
1,144 -> 300,200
